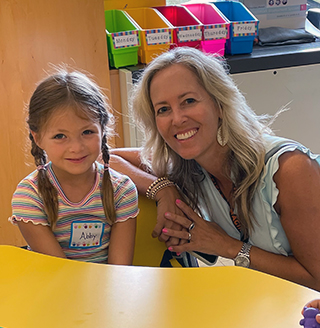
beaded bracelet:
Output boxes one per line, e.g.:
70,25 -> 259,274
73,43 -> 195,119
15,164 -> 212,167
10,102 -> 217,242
145,177 -> 175,200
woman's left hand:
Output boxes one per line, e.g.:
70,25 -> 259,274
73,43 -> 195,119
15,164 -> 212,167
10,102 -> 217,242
162,199 -> 241,259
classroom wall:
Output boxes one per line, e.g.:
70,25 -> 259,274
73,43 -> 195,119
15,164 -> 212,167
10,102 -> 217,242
0,0 -> 111,246
232,64 -> 320,154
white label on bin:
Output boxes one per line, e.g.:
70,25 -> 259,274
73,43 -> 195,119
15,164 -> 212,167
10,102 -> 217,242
146,29 -> 171,45
177,26 -> 202,43
204,25 -> 228,40
112,31 -> 139,49
233,22 -> 257,37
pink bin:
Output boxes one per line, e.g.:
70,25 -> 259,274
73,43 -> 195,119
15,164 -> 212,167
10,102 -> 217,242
182,3 -> 230,56
153,5 -> 203,49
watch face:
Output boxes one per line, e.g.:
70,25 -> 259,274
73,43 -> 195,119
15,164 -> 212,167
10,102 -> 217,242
235,255 -> 250,267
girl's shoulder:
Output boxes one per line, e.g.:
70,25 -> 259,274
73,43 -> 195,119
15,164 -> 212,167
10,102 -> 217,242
16,168 -> 39,191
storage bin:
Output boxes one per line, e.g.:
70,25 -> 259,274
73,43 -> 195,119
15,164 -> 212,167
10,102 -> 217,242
211,1 -> 259,55
153,5 -> 203,49
182,3 -> 230,56
105,9 -> 140,68
125,7 -> 174,64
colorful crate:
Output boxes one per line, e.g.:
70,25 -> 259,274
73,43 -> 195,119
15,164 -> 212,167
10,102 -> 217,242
182,3 -> 230,56
105,9 -> 140,68
212,1 -> 259,55
153,5 -> 203,49
125,7 -> 174,64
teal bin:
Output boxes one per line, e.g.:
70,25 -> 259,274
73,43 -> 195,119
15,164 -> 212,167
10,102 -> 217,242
105,10 -> 140,68
212,1 -> 258,55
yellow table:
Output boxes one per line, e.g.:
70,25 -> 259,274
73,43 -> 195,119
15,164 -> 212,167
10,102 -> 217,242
0,245 -> 319,328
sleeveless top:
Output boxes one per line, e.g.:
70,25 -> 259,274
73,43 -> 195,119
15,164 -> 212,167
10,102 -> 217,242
198,134 -> 320,256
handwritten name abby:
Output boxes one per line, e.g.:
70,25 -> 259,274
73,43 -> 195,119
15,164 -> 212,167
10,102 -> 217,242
79,232 -> 99,241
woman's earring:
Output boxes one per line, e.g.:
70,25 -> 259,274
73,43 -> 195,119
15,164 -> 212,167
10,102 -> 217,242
217,125 -> 228,147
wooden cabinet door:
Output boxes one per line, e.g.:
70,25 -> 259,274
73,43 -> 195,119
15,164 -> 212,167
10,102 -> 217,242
0,0 -> 111,246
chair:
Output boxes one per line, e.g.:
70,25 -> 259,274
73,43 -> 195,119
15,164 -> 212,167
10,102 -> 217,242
133,196 -> 198,267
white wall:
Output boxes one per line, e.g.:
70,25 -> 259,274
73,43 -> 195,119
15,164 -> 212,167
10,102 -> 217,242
232,63 -> 320,153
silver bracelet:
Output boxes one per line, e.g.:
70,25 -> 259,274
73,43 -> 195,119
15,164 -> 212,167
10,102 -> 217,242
145,177 -> 175,200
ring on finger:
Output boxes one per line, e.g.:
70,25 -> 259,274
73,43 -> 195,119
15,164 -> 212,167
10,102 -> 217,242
188,222 -> 195,231
188,232 -> 192,241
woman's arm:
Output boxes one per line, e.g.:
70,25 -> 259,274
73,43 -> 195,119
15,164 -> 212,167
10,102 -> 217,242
107,218 -> 136,265
109,149 -> 155,195
161,151 -> 320,291
17,221 -> 66,258
109,149 -> 185,246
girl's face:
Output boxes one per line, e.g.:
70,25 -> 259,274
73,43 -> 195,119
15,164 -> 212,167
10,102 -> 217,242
150,64 -> 221,166
33,107 -> 102,181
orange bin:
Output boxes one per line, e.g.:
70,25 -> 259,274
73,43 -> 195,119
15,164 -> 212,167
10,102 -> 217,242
125,7 -> 174,64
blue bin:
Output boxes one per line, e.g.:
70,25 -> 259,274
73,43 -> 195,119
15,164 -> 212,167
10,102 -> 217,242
212,1 -> 258,55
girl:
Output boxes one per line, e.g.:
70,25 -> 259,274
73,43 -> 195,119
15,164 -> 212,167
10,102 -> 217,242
9,70 -> 138,265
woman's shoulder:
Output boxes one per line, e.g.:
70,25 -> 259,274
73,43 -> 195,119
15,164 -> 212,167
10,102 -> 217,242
262,134 -> 320,167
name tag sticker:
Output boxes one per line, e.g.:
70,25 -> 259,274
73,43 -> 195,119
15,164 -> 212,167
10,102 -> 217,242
112,30 -> 139,49
177,26 -> 202,43
233,22 -> 257,37
146,29 -> 171,45
70,221 -> 105,248
204,24 -> 228,40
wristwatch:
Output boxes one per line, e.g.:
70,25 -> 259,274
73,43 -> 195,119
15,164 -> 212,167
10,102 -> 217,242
234,242 -> 252,268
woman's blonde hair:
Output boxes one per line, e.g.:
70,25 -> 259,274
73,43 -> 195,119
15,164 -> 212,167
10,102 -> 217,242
131,47 -> 273,238
28,70 -> 116,228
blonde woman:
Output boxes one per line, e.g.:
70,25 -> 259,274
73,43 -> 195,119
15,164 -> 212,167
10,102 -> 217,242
111,47 -> 320,290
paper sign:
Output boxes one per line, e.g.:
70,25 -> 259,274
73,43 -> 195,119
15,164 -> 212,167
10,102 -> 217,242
112,31 -> 139,49
204,25 -> 228,40
146,29 -> 171,45
233,22 -> 257,37
177,26 -> 202,43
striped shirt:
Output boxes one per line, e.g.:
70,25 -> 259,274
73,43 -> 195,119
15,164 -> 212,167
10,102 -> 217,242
9,162 -> 139,263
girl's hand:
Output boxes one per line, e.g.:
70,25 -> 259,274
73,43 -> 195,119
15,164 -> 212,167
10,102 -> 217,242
162,199 -> 241,258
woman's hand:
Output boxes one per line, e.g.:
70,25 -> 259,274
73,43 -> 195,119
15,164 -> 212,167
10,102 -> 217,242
153,187 -> 187,247
161,198 -> 242,258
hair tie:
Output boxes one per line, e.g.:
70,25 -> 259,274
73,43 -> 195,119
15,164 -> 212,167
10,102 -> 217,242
37,165 -> 47,171
104,163 -> 109,172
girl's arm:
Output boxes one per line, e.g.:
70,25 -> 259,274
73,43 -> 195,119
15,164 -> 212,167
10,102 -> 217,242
162,151 -> 320,291
17,221 -> 66,258
107,218 -> 136,265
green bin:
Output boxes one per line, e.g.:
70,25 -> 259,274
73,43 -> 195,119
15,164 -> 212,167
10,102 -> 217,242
105,9 -> 140,68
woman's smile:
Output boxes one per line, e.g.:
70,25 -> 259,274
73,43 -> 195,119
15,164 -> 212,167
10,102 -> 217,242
175,128 -> 198,141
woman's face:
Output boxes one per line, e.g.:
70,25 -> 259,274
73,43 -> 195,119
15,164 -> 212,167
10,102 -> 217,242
150,64 -> 221,165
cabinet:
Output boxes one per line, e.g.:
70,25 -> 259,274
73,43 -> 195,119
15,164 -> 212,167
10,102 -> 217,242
0,0 -> 111,246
